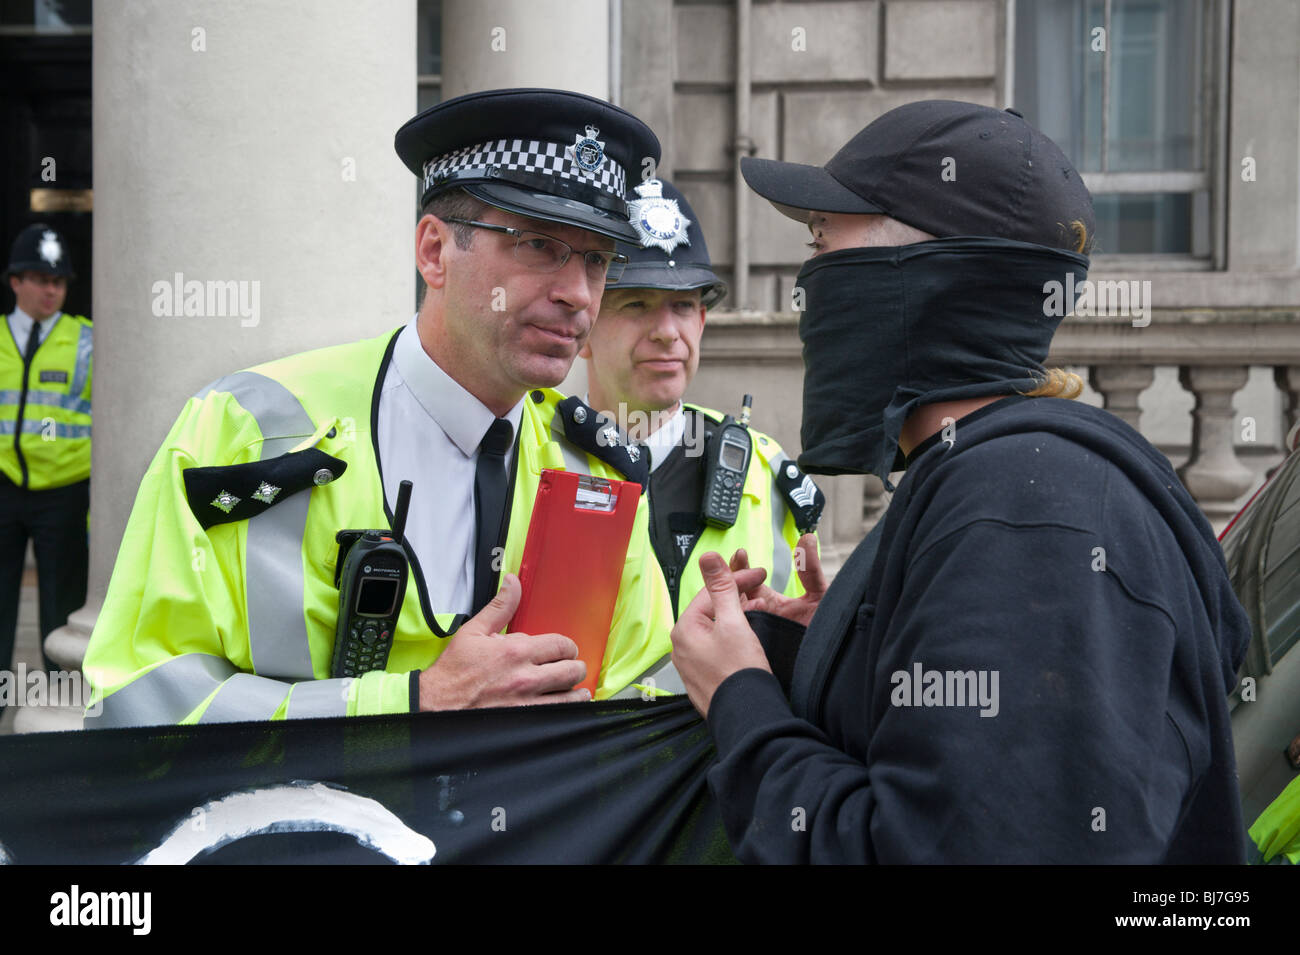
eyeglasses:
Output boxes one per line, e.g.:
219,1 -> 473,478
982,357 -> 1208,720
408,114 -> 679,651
444,218 -> 628,284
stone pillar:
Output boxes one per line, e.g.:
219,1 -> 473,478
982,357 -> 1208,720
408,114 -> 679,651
822,475 -> 867,574
441,0 -> 612,400
1089,364 -> 1155,431
1175,365 -> 1256,530
20,0 -> 416,733
441,0 -> 610,99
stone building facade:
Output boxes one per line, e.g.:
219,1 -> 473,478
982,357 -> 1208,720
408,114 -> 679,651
5,1 -> 1299,801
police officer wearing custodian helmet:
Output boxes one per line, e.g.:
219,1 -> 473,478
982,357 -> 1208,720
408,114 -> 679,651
1,224 -> 92,693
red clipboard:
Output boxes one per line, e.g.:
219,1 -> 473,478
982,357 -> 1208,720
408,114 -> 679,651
510,468 -> 641,697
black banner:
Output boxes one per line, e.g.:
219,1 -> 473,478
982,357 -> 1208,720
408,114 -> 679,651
0,697 -> 735,864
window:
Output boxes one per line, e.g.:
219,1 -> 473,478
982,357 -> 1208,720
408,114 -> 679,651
1014,0 -> 1219,264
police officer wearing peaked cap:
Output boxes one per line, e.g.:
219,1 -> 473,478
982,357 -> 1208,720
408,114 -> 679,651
1,224 -> 92,688
84,89 -> 678,727
395,87 -> 659,243
583,178 -> 825,623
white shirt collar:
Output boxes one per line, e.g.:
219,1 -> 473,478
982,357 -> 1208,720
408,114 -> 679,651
8,307 -> 60,343
394,318 -> 524,457
644,403 -> 686,473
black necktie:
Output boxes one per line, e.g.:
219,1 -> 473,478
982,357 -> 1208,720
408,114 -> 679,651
23,323 -> 40,364
472,418 -> 513,615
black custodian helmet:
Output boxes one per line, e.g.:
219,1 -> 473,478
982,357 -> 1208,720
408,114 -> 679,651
608,177 -> 727,309
6,223 -> 74,279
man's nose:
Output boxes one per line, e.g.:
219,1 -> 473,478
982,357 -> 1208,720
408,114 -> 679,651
548,255 -> 595,312
647,303 -> 680,343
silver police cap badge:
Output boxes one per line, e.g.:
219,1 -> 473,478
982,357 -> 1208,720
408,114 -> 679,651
39,230 -> 63,267
627,179 -> 691,255
568,125 -> 605,175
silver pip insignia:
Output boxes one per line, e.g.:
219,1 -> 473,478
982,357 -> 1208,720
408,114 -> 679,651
627,179 -> 691,255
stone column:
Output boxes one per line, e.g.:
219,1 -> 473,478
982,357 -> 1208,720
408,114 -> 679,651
21,0 -> 416,733
1176,365 -> 1256,530
441,0 -> 610,99
1089,364 -> 1155,432
441,0 -> 612,400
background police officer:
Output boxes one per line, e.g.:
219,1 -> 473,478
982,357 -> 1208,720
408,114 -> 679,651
1,223 -> 92,687
581,178 -> 824,620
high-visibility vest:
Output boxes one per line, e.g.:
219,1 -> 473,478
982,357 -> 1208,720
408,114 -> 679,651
664,403 -> 814,619
1249,773 -> 1300,864
0,313 -> 92,489
84,329 -> 674,727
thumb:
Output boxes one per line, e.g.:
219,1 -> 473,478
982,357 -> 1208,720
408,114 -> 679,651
698,552 -> 744,620
465,573 -> 521,635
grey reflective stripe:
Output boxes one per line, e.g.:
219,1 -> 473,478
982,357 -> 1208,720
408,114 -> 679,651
0,419 -> 91,438
285,678 -> 353,719
26,390 -> 91,416
766,454 -> 794,594
89,653 -> 237,729
196,371 -> 316,679
549,410 -> 592,476
69,322 -> 92,399
647,660 -> 686,695
610,653 -> 684,698
198,673 -> 292,723
0,389 -> 91,415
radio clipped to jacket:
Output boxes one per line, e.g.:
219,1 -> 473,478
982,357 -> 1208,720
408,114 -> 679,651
330,480 -> 412,679
701,394 -> 754,529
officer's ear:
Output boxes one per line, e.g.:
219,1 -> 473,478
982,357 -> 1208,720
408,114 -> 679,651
415,214 -> 453,291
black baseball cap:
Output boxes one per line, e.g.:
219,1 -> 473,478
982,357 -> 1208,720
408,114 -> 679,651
6,223 -> 74,279
740,100 -> 1094,252
395,88 -> 661,244
607,178 -> 727,309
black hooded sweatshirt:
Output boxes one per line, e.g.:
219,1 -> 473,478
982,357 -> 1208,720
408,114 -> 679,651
706,394 -> 1251,863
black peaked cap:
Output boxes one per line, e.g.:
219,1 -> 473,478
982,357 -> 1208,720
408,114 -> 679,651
395,88 -> 661,243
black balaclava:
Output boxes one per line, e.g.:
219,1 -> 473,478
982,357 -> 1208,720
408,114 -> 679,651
796,236 -> 1089,484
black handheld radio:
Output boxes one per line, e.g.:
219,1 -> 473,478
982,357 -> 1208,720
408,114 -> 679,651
330,480 -> 412,679
701,394 -> 754,529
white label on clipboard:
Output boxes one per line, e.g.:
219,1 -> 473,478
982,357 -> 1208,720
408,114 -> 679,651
574,475 -> 616,512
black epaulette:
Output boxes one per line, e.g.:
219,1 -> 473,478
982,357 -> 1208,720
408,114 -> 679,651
554,395 -> 650,491
772,457 -> 826,535
183,447 -> 348,530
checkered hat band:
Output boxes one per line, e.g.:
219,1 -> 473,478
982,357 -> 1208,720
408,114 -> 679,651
422,138 -> 628,202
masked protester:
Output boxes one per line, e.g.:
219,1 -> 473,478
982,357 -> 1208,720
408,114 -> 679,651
668,100 -> 1251,863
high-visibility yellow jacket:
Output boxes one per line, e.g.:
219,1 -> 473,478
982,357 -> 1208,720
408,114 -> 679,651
84,330 -> 674,727
0,313 -> 92,489
660,403 -> 820,619
1249,773 -> 1300,864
